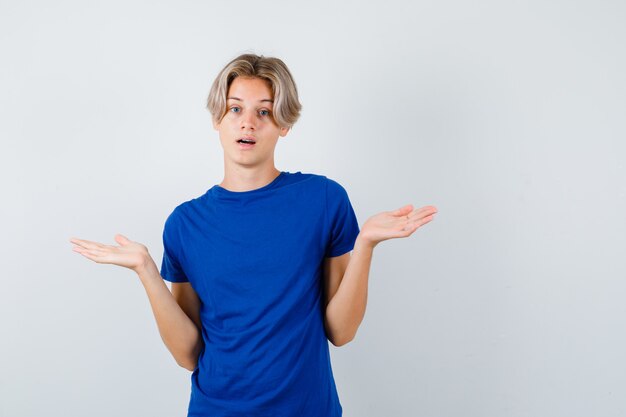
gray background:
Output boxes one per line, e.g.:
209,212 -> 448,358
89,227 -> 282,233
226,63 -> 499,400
2,0 -> 625,416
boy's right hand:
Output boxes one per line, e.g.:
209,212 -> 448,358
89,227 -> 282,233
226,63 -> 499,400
70,234 -> 153,274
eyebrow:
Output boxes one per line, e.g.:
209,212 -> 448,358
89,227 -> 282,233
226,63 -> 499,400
227,96 -> 274,103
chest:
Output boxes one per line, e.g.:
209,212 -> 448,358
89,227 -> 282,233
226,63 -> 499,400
177,188 -> 329,306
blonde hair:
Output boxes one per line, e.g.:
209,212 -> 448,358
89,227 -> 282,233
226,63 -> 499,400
207,53 -> 302,129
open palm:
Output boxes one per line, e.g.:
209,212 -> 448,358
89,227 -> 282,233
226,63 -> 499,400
70,234 -> 151,273
360,204 -> 438,248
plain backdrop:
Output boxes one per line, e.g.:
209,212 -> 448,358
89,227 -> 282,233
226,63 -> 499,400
2,0 -> 625,416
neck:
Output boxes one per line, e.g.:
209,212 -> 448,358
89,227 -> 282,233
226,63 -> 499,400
219,164 -> 281,192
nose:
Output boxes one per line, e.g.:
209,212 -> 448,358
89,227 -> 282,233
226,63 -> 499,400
240,109 -> 256,131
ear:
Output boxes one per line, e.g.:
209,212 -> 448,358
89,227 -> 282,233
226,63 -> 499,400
212,117 -> 219,131
278,126 -> 290,137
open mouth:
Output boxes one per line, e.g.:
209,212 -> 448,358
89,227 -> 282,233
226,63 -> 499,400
237,138 -> 256,149
237,139 -> 256,144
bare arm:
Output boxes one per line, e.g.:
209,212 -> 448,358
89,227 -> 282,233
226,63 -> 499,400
323,240 -> 372,347
70,234 -> 203,371
323,204 -> 438,347
137,260 -> 203,371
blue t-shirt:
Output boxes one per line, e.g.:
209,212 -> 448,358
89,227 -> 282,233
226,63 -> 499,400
160,171 -> 360,417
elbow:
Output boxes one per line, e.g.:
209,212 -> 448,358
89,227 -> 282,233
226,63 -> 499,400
176,357 -> 197,372
175,350 -> 199,371
325,319 -> 358,347
329,332 -> 355,347
174,338 -> 203,371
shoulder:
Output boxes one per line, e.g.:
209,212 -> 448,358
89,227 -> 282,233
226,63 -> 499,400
293,172 -> 353,210
164,192 -> 205,224
322,175 -> 350,199
277,171 -> 328,193
289,171 -> 347,192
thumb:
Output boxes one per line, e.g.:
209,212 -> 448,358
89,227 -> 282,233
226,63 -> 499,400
392,204 -> 414,216
114,234 -> 131,246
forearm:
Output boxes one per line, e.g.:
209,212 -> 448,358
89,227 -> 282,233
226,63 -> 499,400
325,236 -> 374,346
136,259 -> 203,371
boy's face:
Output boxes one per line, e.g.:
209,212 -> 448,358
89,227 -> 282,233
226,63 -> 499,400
213,76 -> 289,169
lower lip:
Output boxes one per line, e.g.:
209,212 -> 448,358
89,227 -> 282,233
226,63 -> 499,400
238,141 -> 256,149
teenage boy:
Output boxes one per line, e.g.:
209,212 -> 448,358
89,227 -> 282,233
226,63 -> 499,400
70,53 -> 437,417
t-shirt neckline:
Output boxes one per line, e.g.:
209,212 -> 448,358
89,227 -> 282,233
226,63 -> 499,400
211,171 -> 287,198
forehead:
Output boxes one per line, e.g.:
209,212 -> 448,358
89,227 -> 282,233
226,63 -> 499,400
227,77 -> 274,103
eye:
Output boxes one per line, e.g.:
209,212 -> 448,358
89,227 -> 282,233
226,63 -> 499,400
259,109 -> 270,117
229,106 -> 241,113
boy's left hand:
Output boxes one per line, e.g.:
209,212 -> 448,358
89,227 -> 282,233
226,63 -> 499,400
358,204 -> 438,249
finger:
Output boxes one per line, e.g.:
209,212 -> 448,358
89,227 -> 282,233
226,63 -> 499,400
391,204 -> 414,216
420,214 -> 435,224
408,213 -> 435,228
79,251 -> 107,263
72,245 -> 97,258
73,246 -> 110,263
114,234 -> 131,246
69,237 -> 95,246
69,238 -> 106,250
408,206 -> 438,220
414,206 -> 438,215
394,212 -> 437,238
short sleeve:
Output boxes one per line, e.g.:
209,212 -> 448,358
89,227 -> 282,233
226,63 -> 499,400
160,209 -> 189,283
325,178 -> 360,258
